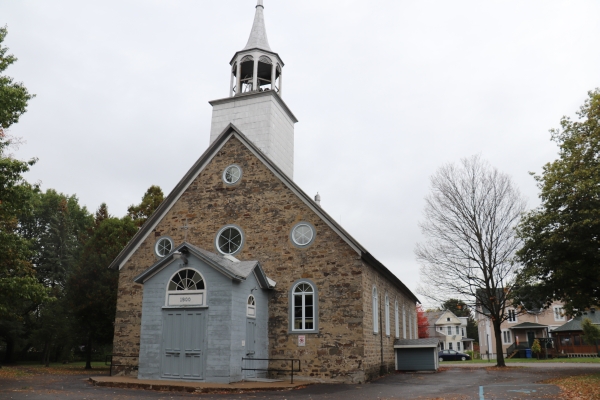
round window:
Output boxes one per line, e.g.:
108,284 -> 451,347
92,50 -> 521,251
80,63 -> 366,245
291,223 -> 315,247
216,226 -> 243,255
155,237 -> 173,257
223,165 -> 242,185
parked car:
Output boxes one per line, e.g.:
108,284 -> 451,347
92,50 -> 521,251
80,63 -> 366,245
438,350 -> 471,361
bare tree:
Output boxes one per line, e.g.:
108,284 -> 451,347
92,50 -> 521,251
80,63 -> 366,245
415,155 -> 526,367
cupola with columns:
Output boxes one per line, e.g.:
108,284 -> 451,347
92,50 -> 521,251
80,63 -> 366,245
209,0 -> 297,179
229,0 -> 283,97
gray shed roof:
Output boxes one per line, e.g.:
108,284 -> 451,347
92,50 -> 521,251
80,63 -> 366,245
552,310 -> 600,333
394,338 -> 441,348
133,242 -> 275,290
108,124 -> 419,304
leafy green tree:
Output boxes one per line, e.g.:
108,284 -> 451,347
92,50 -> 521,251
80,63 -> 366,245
531,339 -> 541,359
582,318 -> 600,354
0,26 -> 35,130
67,205 -> 137,369
441,299 -> 478,340
127,185 -> 164,227
516,89 -> 600,313
0,27 -> 46,367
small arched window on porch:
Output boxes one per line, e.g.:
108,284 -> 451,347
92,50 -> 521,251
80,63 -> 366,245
166,269 -> 206,307
247,295 -> 256,318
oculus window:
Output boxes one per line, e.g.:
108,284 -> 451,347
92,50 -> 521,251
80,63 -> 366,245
155,237 -> 173,258
292,282 -> 315,331
166,268 -> 206,307
223,165 -> 242,185
290,222 -> 316,247
216,225 -> 244,255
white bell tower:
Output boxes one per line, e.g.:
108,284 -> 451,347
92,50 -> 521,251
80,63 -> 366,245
209,0 -> 298,179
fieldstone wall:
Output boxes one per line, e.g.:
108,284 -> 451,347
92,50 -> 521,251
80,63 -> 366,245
361,266 -> 417,380
113,135 -> 416,383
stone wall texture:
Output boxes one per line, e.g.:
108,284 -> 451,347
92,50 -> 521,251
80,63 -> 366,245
113,135 -> 416,383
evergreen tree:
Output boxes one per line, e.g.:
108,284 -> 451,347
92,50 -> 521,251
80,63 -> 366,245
67,206 -> 137,369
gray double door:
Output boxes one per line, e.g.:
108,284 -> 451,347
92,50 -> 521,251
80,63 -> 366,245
162,310 -> 206,380
245,320 -> 256,379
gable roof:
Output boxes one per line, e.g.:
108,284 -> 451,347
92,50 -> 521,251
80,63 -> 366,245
134,242 -> 274,289
394,338 -> 440,348
109,124 -> 419,304
508,322 -> 548,330
552,310 -> 600,333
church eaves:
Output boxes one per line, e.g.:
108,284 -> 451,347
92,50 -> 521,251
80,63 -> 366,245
108,124 -> 420,304
243,0 -> 272,52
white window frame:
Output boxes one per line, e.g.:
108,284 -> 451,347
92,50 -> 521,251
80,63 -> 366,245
502,330 -> 512,344
449,342 -> 453,350
395,300 -> 399,338
385,294 -> 390,336
372,286 -> 379,333
164,268 -> 206,307
247,295 -> 256,318
291,281 -> 317,332
155,236 -> 174,258
553,306 -> 565,321
408,309 -> 412,339
447,326 -> 452,335
402,305 -> 407,339
507,308 -> 518,323
457,341 -> 461,351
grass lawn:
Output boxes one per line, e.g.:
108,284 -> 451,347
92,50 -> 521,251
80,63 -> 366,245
546,372 -> 600,400
444,357 -> 600,364
0,361 -> 109,378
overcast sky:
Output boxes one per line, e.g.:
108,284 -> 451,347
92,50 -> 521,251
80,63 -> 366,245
3,0 -> 600,306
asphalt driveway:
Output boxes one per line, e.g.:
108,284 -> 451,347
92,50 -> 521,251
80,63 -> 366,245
0,364 -> 598,399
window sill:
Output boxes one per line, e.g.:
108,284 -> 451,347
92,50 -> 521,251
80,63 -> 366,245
288,330 -> 318,335
162,306 -> 208,310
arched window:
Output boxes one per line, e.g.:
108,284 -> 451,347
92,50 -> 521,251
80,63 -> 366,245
402,304 -> 407,339
290,281 -> 318,332
166,269 -> 206,307
372,286 -> 378,333
247,295 -> 256,318
395,300 -> 399,338
385,294 -> 390,336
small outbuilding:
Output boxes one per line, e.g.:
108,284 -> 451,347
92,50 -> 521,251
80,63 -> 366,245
394,338 -> 441,372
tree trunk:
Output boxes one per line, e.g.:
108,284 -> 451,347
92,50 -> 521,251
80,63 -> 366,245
492,319 -> 506,367
4,338 -> 15,364
43,339 -> 51,367
85,334 -> 92,370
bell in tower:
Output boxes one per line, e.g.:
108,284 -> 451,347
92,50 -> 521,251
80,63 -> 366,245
209,0 -> 297,179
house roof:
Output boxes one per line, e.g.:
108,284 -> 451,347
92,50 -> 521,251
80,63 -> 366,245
108,124 -> 419,304
394,338 -> 440,348
133,242 -> 275,290
552,310 -> 600,333
508,322 -> 548,330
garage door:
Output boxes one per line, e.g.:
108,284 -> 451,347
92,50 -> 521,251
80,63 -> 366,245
396,348 -> 435,371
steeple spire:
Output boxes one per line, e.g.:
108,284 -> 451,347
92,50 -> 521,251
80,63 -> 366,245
243,0 -> 271,51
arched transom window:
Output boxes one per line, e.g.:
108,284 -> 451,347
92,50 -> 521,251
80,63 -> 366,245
247,295 -> 256,318
292,283 -> 314,331
166,269 -> 206,307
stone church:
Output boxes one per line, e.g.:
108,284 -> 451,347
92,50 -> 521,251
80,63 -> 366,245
109,0 -> 419,384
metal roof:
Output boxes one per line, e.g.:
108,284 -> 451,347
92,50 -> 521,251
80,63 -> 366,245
394,338 -> 441,348
243,0 -> 271,52
133,242 -> 274,289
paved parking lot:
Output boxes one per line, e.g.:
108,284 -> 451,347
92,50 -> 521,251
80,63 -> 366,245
0,364 -> 598,399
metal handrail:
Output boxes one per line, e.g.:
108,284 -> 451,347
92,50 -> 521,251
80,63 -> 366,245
241,357 -> 301,384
